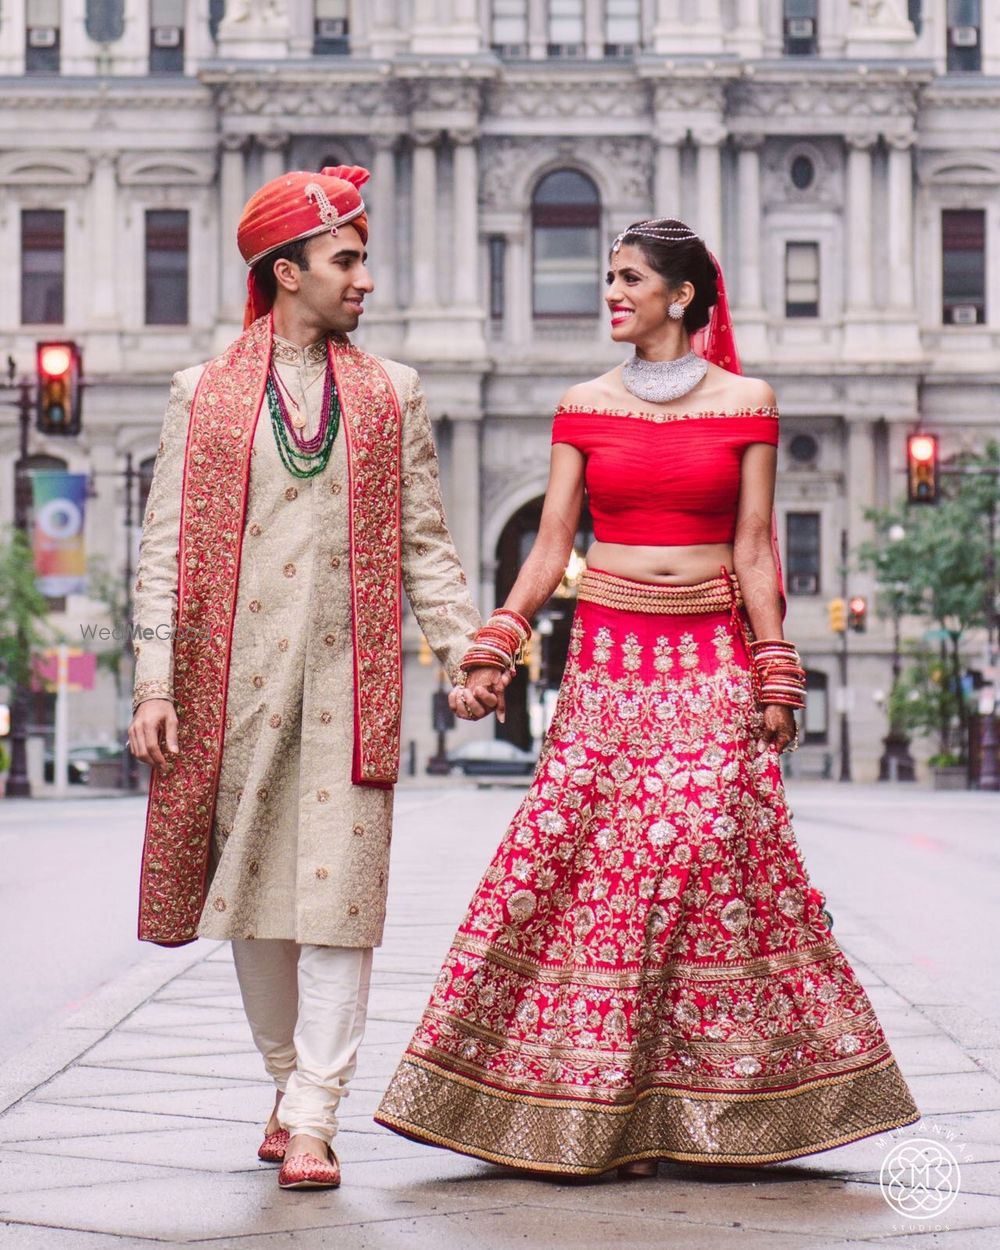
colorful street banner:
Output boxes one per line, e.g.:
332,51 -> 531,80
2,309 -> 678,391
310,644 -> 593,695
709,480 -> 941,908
32,648 -> 97,693
31,471 -> 88,597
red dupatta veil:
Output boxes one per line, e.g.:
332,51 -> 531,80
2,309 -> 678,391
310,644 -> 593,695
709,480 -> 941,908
690,253 -> 787,618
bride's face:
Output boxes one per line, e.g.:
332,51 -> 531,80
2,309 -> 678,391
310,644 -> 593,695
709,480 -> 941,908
604,244 -> 688,345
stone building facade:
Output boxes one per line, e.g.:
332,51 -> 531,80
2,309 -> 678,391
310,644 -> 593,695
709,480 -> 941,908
1,0 -> 998,781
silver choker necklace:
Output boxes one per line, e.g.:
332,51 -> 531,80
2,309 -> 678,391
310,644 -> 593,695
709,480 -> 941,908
621,351 -> 708,404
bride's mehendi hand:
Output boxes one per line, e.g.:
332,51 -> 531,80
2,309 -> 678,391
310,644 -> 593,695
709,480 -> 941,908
761,703 -> 797,753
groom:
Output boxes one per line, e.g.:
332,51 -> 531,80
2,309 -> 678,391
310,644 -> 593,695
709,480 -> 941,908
129,165 -> 498,1189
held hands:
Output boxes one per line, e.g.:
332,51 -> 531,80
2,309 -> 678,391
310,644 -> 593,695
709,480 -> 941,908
128,698 -> 179,769
761,703 -> 798,755
449,667 -> 513,724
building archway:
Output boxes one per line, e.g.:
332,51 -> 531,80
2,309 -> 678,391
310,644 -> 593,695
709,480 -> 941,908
494,494 -> 593,750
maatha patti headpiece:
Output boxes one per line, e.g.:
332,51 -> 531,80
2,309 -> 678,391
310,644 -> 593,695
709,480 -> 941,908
612,219 -> 701,254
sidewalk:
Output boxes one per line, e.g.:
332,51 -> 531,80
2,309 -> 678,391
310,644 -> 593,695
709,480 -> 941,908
1,785 -> 999,1249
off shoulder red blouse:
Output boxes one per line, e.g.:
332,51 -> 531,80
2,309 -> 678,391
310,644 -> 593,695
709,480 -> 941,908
551,404 -> 779,546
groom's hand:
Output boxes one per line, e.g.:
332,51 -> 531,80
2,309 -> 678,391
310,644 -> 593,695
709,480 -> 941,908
450,667 -> 510,723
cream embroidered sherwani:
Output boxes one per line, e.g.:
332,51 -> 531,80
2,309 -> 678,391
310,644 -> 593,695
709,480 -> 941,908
132,336 -> 479,947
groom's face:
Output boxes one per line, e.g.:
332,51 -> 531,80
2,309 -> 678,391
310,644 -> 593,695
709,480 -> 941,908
295,225 -> 374,334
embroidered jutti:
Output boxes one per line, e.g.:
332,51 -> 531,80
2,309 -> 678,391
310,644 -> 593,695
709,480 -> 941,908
133,320 -> 479,949
376,570 -> 920,1173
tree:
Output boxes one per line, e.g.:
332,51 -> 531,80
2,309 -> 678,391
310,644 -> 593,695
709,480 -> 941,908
860,441 -> 1000,763
0,526 -> 54,696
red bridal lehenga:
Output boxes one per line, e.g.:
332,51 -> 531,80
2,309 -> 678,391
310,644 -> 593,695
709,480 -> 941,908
375,570 -> 920,1173
375,254 -> 919,1175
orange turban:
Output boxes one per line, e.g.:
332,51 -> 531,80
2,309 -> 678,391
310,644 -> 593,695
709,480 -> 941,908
238,165 -> 370,328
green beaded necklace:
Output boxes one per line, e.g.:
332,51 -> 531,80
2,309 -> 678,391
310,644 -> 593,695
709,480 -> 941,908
265,359 -> 341,480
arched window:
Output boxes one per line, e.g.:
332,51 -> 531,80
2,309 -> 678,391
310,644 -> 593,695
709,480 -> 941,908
531,169 -> 601,317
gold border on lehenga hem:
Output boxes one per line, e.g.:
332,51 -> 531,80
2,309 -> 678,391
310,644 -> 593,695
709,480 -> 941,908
375,1053 -> 921,1174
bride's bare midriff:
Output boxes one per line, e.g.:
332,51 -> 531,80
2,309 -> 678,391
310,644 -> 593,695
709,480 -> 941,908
587,541 -> 734,586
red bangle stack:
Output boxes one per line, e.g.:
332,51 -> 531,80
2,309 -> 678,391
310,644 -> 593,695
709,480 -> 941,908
460,609 -> 533,677
749,639 -> 807,710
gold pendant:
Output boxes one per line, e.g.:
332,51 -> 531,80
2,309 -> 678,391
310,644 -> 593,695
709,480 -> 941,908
292,412 -> 306,429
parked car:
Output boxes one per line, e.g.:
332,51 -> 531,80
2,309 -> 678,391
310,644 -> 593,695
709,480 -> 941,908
43,744 -> 121,785
448,739 -> 537,777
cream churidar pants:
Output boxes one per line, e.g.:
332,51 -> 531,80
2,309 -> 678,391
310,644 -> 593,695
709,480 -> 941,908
231,939 -> 373,1146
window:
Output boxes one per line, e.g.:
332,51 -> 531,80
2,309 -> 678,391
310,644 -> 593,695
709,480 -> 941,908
314,0 -> 349,54
802,671 -> 829,745
786,512 -> 821,596
26,0 -> 60,73
548,0 -> 584,56
86,0 -> 125,42
605,0 -> 640,55
908,0 -> 923,35
946,0 -> 981,72
532,170 -> 601,317
942,209 -> 985,325
788,432 -> 819,465
783,0 -> 817,55
785,242 -> 819,318
489,235 -> 506,321
145,210 -> 189,325
209,0 -> 226,39
150,0 -> 185,73
790,154 -> 815,190
491,0 -> 527,54
21,210 -> 65,325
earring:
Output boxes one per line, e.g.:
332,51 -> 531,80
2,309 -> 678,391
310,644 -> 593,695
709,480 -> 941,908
668,301 -> 685,320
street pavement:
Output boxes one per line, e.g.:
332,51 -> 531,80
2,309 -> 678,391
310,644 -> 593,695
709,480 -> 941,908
0,782 -> 999,1248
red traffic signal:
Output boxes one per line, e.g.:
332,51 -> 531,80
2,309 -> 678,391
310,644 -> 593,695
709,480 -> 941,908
848,596 -> 867,632
36,340 -> 81,435
906,432 -> 938,504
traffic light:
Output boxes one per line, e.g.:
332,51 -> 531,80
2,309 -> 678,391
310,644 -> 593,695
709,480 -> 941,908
907,432 -> 938,504
827,597 -> 846,633
848,596 -> 867,632
36,341 -> 81,435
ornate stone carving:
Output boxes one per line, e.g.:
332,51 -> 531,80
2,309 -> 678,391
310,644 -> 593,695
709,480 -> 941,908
848,0 -> 911,28
480,137 -> 651,211
762,138 -> 842,208
488,77 -> 648,121
216,79 -> 403,119
731,80 -> 919,124
220,0 -> 287,26
410,79 -> 482,117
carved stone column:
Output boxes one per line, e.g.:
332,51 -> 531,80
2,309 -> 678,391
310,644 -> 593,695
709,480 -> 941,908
258,132 -> 288,188
584,0 -> 603,56
449,418 -> 481,598
90,154 -> 119,324
886,133 -> 915,311
527,0 -> 547,58
410,132 -> 440,309
370,135 -> 398,311
694,128 -> 724,253
506,229 -> 530,345
846,134 -> 875,312
451,130 -> 480,307
732,0 -> 764,56
219,134 -> 249,325
653,131 -> 683,218
735,134 -> 763,311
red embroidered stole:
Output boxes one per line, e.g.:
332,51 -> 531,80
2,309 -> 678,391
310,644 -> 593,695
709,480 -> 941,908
137,317 -> 402,946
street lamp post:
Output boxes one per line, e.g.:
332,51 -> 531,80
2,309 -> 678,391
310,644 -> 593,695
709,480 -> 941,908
878,580 -> 916,782
5,379 -> 34,797
837,528 -> 852,783
980,494 -> 999,790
